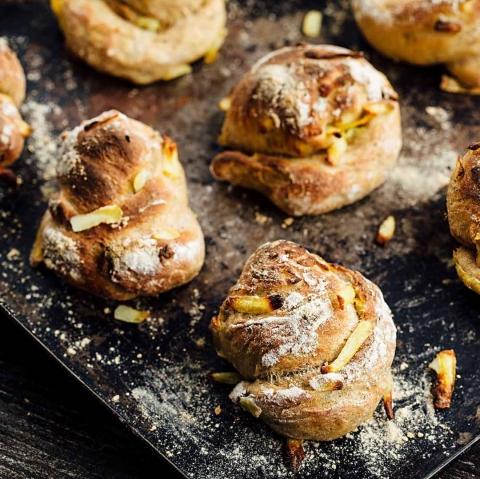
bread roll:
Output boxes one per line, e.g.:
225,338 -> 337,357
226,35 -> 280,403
31,110 -> 205,300
51,0 -> 226,84
211,240 -> 396,440
352,0 -> 480,93
211,44 -> 402,216
447,143 -> 480,294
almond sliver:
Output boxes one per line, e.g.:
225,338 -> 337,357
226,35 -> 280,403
114,305 -> 150,324
133,169 -> 149,192
322,320 -> 374,373
302,11 -> 323,38
153,227 -> 180,240
70,205 -> 123,232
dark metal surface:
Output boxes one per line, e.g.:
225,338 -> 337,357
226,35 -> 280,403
1,315 -> 478,479
1,1 -> 480,478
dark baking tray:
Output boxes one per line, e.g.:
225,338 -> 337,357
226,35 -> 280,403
1,1 -> 480,478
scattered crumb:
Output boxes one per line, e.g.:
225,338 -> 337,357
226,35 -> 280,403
281,217 -> 294,229
255,212 -> 270,225
425,106 -> 450,130
6,248 -> 20,260
22,100 -> 60,181
302,10 -> 323,38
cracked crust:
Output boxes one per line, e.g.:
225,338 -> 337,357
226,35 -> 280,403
352,0 -> 480,90
211,240 -> 396,440
31,110 -> 205,300
52,0 -> 226,84
211,44 -> 402,216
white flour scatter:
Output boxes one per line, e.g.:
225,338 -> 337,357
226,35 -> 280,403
386,103 -> 457,206
252,63 -> 312,132
42,226 -> 82,281
425,105 -> 451,129
22,100 -> 60,181
258,291 -> 333,367
346,58 -> 385,101
120,239 -> 161,275
188,288 -> 206,336
347,365 -> 453,477
17,34 -> 82,185
127,350 -> 455,479
56,123 -> 84,178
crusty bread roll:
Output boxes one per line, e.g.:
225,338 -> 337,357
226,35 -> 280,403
31,110 -> 205,300
51,0 -> 226,84
211,240 -> 396,440
352,0 -> 480,93
0,39 -> 30,180
211,44 -> 402,216
447,143 -> 480,294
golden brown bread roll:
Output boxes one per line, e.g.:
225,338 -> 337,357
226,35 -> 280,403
211,240 -> 396,440
31,110 -> 205,300
0,39 -> 30,180
447,143 -> 480,294
211,44 -> 402,216
352,0 -> 480,93
51,0 -> 227,84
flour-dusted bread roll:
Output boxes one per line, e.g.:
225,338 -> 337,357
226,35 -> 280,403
211,44 -> 402,216
51,0 -> 226,84
31,110 -> 205,300
0,39 -> 30,180
211,240 -> 396,440
447,143 -> 480,294
352,0 -> 480,93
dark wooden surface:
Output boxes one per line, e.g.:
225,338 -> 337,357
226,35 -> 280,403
0,313 -> 477,479
0,313 -> 180,479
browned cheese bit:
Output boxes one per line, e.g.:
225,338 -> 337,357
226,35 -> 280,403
285,439 -> 305,473
376,215 -> 396,246
429,349 -> 457,409
0,167 -> 19,186
433,19 -> 462,33
383,389 -> 394,420
227,294 -> 283,314
210,371 -> 242,384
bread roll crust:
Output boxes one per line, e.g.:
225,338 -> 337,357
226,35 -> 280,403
211,240 -> 396,440
447,144 -> 480,293
352,0 -> 480,89
31,110 -> 205,300
52,0 -> 226,84
211,44 -> 402,216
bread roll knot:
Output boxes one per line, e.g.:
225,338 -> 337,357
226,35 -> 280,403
31,110 -> 205,300
211,44 -> 402,216
51,0 -> 227,84
211,240 -> 396,440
